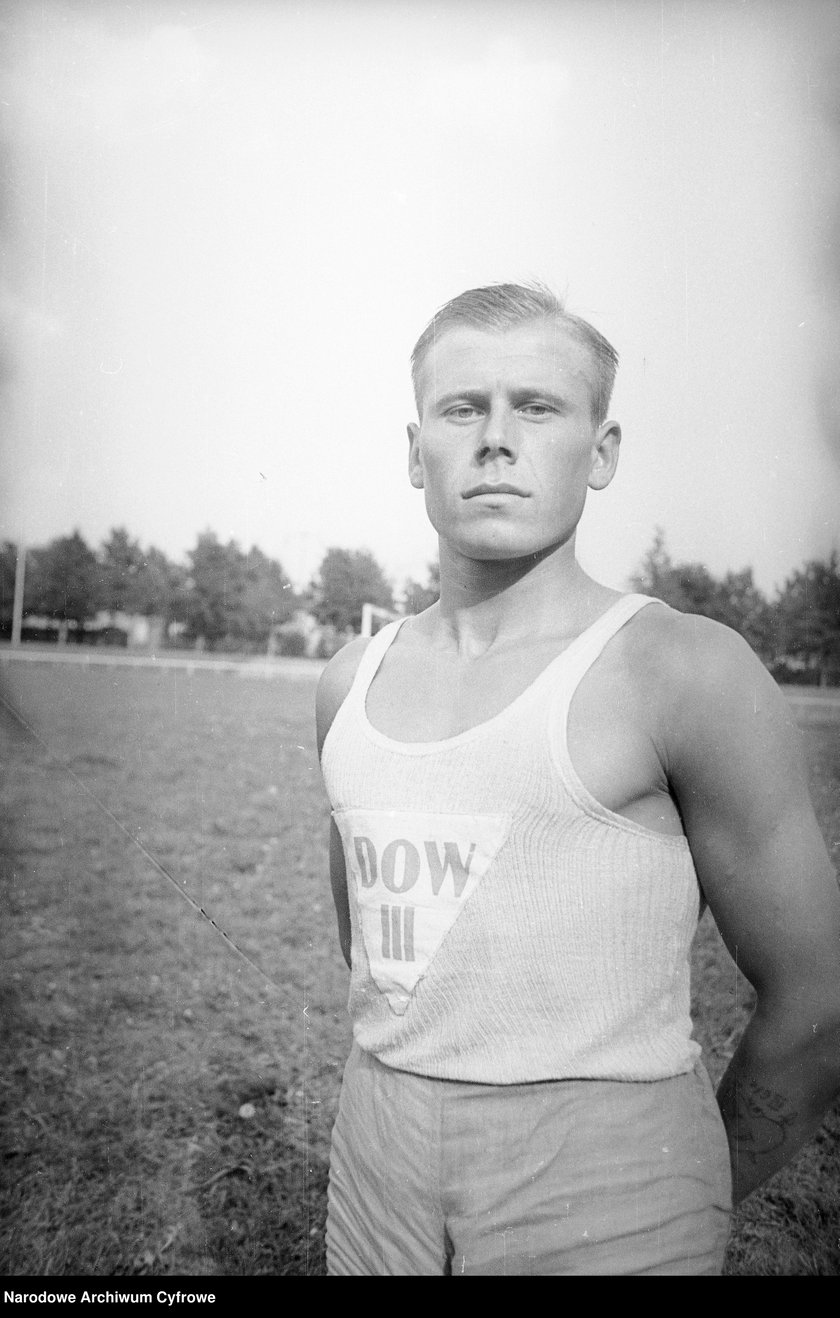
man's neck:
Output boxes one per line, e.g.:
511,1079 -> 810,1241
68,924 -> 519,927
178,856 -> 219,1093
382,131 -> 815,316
425,538 -> 618,658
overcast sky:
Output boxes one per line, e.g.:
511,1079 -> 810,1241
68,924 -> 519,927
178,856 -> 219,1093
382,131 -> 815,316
1,0 -> 839,594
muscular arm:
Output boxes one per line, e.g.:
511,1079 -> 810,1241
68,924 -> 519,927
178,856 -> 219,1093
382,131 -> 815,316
315,637 -> 371,969
661,616 -> 840,1205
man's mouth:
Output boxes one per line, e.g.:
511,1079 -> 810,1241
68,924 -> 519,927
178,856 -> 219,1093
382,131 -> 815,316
462,482 -> 529,499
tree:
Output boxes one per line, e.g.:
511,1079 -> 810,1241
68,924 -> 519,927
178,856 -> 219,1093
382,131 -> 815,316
775,551 -> 840,686
134,546 -> 187,624
714,567 -> 775,659
239,546 -> 296,645
25,531 -> 100,639
0,542 -> 17,627
630,528 -> 773,660
310,547 -> 394,633
630,529 -> 718,613
402,560 -> 440,614
98,527 -> 147,616
182,531 -> 249,647
97,528 -> 188,633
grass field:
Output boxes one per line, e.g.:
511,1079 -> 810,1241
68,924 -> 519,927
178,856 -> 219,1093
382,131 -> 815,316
1,660 -> 838,1277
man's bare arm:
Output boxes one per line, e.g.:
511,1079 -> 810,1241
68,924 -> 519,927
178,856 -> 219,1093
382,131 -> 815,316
661,615 -> 840,1205
316,637 -> 371,969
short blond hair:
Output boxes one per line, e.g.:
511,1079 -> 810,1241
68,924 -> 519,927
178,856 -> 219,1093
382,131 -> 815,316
410,282 -> 619,422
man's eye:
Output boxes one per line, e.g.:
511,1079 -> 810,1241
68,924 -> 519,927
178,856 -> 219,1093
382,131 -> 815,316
520,404 -> 554,417
446,405 -> 481,421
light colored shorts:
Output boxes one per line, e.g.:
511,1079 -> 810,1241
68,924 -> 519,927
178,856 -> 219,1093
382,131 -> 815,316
326,1043 -> 732,1276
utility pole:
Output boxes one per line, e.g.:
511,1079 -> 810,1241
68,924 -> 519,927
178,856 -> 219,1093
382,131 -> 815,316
11,541 -> 25,647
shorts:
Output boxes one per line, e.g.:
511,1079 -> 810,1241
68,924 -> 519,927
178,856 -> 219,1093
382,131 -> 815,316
326,1043 -> 732,1276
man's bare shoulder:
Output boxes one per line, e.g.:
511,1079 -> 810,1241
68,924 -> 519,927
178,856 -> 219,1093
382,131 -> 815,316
624,601 -> 794,757
315,636 -> 372,755
628,601 -> 761,679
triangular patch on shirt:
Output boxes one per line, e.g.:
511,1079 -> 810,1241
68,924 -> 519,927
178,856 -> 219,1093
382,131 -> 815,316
333,808 -> 511,1014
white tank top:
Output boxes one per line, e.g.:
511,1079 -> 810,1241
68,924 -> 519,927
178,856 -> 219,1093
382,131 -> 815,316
321,594 -> 702,1084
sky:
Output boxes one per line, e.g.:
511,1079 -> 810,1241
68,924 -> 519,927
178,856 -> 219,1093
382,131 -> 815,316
1,0 -> 839,595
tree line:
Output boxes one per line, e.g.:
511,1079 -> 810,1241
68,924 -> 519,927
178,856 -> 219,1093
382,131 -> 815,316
0,526 -> 837,682
0,529 -> 427,656
631,530 -> 840,687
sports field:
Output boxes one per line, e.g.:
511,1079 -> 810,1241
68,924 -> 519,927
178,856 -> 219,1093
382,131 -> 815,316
1,658 -> 838,1276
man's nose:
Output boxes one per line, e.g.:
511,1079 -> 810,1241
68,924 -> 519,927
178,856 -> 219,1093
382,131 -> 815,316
476,406 -> 517,461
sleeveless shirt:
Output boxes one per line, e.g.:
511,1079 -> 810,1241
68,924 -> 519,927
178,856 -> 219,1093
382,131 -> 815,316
320,593 -> 703,1084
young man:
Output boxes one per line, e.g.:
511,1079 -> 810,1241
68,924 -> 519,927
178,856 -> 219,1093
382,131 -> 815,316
315,283 -> 840,1276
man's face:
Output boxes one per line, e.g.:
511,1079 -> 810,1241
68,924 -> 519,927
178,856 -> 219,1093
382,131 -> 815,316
407,319 -> 620,562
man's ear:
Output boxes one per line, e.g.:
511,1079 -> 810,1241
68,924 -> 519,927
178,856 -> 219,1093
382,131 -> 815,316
407,421 -> 424,489
588,419 -> 621,491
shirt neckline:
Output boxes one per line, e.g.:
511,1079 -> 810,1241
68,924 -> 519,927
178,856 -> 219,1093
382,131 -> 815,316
358,594 -> 652,754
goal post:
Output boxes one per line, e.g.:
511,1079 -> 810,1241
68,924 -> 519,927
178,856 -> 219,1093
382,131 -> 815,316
360,603 -> 401,638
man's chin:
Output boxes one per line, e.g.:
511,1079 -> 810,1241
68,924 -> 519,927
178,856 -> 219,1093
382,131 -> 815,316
445,536 -> 559,566
437,524 -> 577,569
